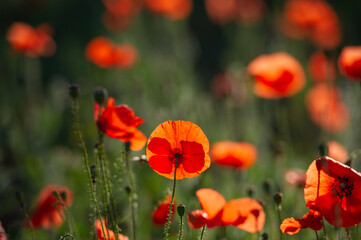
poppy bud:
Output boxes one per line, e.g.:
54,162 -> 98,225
69,84 -> 79,99
261,233 -> 268,240
90,164 -> 96,184
177,204 -> 185,217
319,143 -> 328,157
262,179 -> 272,195
52,190 -> 60,199
15,191 -> 24,208
125,185 -> 131,194
247,186 -> 255,197
273,192 -> 282,205
60,191 -> 67,201
93,88 -> 107,105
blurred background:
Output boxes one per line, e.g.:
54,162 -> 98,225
1,0 -> 361,239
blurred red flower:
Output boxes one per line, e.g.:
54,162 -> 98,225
187,210 -> 209,229
152,195 -> 176,225
210,141 -> 257,170
95,97 -> 147,151
29,185 -> 73,229
102,0 -> 142,31
308,51 -> 335,83
188,188 -> 265,233
305,84 -> 349,133
146,120 -> 210,179
0,221 -> 7,240
338,46 -> 361,80
86,37 -> 137,69
247,52 -> 305,99
6,22 -> 56,57
145,0 -> 192,20
95,218 -> 129,240
304,157 -> 361,227
281,208 -> 322,235
205,0 -> 266,25
284,168 -> 306,187
283,0 -> 341,49
327,141 -> 348,164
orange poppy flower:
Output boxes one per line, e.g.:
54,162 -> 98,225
233,0 -> 266,25
305,84 -> 349,133
0,221 -> 7,240
152,195 -> 176,225
6,22 -> 56,57
281,209 -> 322,235
103,0 -> 142,18
327,141 -> 348,164
95,97 -> 147,151
145,0 -> 192,20
283,0 -> 341,49
146,120 -> 210,179
308,51 -> 335,83
191,188 -> 265,232
29,185 -> 73,229
284,168 -> 306,187
205,0 -> 236,25
95,219 -> 129,240
338,46 -> 361,80
187,210 -> 209,229
210,141 -> 257,170
247,52 -> 305,99
304,157 -> 361,227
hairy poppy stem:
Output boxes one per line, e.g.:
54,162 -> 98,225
125,142 -> 137,240
60,233 -> 75,240
53,192 -> 74,236
199,225 -> 206,240
321,217 -> 327,239
346,227 -> 351,240
164,156 -> 179,240
221,225 -> 226,240
314,230 -> 319,240
98,133 -> 120,240
16,192 -> 36,240
178,214 -> 183,240
71,97 -> 107,240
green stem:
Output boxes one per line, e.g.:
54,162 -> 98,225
125,143 -> 137,240
321,217 -> 327,239
199,225 -> 206,240
98,133 -> 119,240
164,156 -> 179,240
178,215 -> 183,240
276,205 -> 282,240
315,230 -> 319,240
346,227 -> 351,240
72,98 -> 107,240
60,234 -> 75,240
221,226 -> 226,240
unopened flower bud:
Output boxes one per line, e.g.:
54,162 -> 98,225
318,143 -> 328,157
247,186 -> 255,198
93,88 -> 107,105
125,185 -> 131,194
262,179 -> 272,195
90,164 -> 96,184
273,192 -> 282,205
52,190 -> 60,198
69,84 -> 79,99
60,191 -> 67,201
177,204 -> 185,217
261,233 -> 268,240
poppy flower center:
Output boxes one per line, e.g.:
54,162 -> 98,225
170,148 -> 182,164
332,176 -> 354,200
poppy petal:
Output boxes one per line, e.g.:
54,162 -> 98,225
196,188 -> 226,219
181,141 -> 205,173
148,155 -> 173,174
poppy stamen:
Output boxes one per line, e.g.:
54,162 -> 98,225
331,176 -> 354,201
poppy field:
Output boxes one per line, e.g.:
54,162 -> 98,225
1,0 -> 361,239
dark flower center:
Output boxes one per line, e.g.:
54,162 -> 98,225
169,148 -> 182,164
332,176 -> 354,200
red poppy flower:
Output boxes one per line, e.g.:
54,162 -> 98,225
205,0 -> 265,25
6,22 -> 56,57
114,44 -> 137,69
210,141 -> 257,170
191,188 -> 265,233
327,141 -> 348,164
29,185 -> 73,229
187,210 -> 209,229
86,37 -> 137,69
305,84 -> 349,133
284,168 -> 306,187
146,120 -> 210,179
145,0 -> 192,20
0,221 -> 7,240
247,52 -> 305,99
95,97 -> 146,151
281,209 -> 322,235
338,46 -> 361,80
95,219 -> 129,240
283,0 -> 341,49
308,51 -> 335,83
103,0 -> 142,18
152,195 -> 176,225
304,157 -> 361,227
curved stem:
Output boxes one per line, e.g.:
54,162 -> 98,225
60,234 -> 75,240
199,225 -> 206,240
164,156 -> 179,240
72,98 -> 107,240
